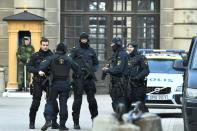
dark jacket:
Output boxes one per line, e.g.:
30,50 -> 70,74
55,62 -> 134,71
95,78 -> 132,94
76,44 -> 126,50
39,51 -> 81,80
69,46 -> 99,76
127,49 -> 149,80
105,48 -> 128,76
26,49 -> 53,76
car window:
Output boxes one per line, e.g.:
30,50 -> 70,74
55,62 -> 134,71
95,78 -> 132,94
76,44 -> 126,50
191,45 -> 197,69
148,59 -> 183,74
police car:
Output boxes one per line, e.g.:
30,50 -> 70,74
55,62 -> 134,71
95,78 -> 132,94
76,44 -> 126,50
139,49 -> 185,108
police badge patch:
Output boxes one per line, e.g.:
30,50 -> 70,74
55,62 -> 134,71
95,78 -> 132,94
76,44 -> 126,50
59,59 -> 64,64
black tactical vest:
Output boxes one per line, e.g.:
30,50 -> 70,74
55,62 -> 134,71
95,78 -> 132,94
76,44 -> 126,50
51,55 -> 69,79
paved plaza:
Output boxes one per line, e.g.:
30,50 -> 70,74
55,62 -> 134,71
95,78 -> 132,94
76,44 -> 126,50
0,94 -> 183,131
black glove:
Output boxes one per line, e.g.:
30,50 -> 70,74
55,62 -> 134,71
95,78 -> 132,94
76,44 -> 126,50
101,71 -> 107,80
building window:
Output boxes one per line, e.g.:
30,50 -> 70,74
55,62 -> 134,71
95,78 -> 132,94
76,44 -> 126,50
89,16 -> 107,60
61,0 -> 160,61
113,0 -> 133,11
63,0 -> 84,11
137,17 -> 155,48
89,0 -> 106,11
137,0 -> 157,12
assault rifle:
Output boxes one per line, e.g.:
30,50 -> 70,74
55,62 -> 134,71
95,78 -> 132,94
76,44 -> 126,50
78,55 -> 97,81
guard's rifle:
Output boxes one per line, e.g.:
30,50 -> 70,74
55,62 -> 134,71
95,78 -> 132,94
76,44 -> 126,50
78,55 -> 97,81
24,65 -> 27,91
101,57 -> 112,80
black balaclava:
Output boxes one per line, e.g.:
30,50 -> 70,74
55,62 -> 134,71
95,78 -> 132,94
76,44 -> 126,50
112,44 -> 119,52
79,32 -> 89,48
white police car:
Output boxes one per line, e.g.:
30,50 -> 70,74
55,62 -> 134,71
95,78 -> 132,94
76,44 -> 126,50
139,49 -> 185,108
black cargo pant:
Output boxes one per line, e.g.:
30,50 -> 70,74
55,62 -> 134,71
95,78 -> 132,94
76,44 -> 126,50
109,77 -> 126,112
125,80 -> 148,112
29,79 -> 59,124
46,80 -> 70,127
72,78 -> 98,124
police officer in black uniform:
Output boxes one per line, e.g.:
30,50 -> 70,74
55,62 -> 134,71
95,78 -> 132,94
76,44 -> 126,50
27,38 -> 59,129
69,32 -> 99,129
126,42 -> 149,112
39,43 -> 81,131
102,37 -> 128,112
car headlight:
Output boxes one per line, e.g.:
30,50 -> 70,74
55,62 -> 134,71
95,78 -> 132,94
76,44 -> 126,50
176,86 -> 182,92
186,88 -> 197,98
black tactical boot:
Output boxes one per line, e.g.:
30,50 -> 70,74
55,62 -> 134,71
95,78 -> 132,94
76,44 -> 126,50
29,122 -> 35,129
59,126 -> 69,131
74,123 -> 81,130
41,121 -> 52,131
51,121 -> 60,129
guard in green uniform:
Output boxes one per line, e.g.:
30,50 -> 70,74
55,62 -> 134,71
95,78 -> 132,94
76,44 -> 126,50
16,37 -> 35,91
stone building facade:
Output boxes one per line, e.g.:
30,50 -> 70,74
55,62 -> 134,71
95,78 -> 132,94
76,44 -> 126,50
0,0 -> 197,91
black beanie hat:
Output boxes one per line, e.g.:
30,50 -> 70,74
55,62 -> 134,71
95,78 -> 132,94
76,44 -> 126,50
80,32 -> 89,40
56,43 -> 67,53
111,37 -> 122,46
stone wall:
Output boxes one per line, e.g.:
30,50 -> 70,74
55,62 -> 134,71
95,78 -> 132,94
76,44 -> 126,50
173,0 -> 197,50
0,0 -> 14,81
160,0 -> 174,49
44,0 -> 60,49
160,0 -> 197,51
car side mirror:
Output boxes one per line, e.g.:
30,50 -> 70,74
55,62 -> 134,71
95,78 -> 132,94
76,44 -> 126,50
173,60 -> 186,71
182,55 -> 188,66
